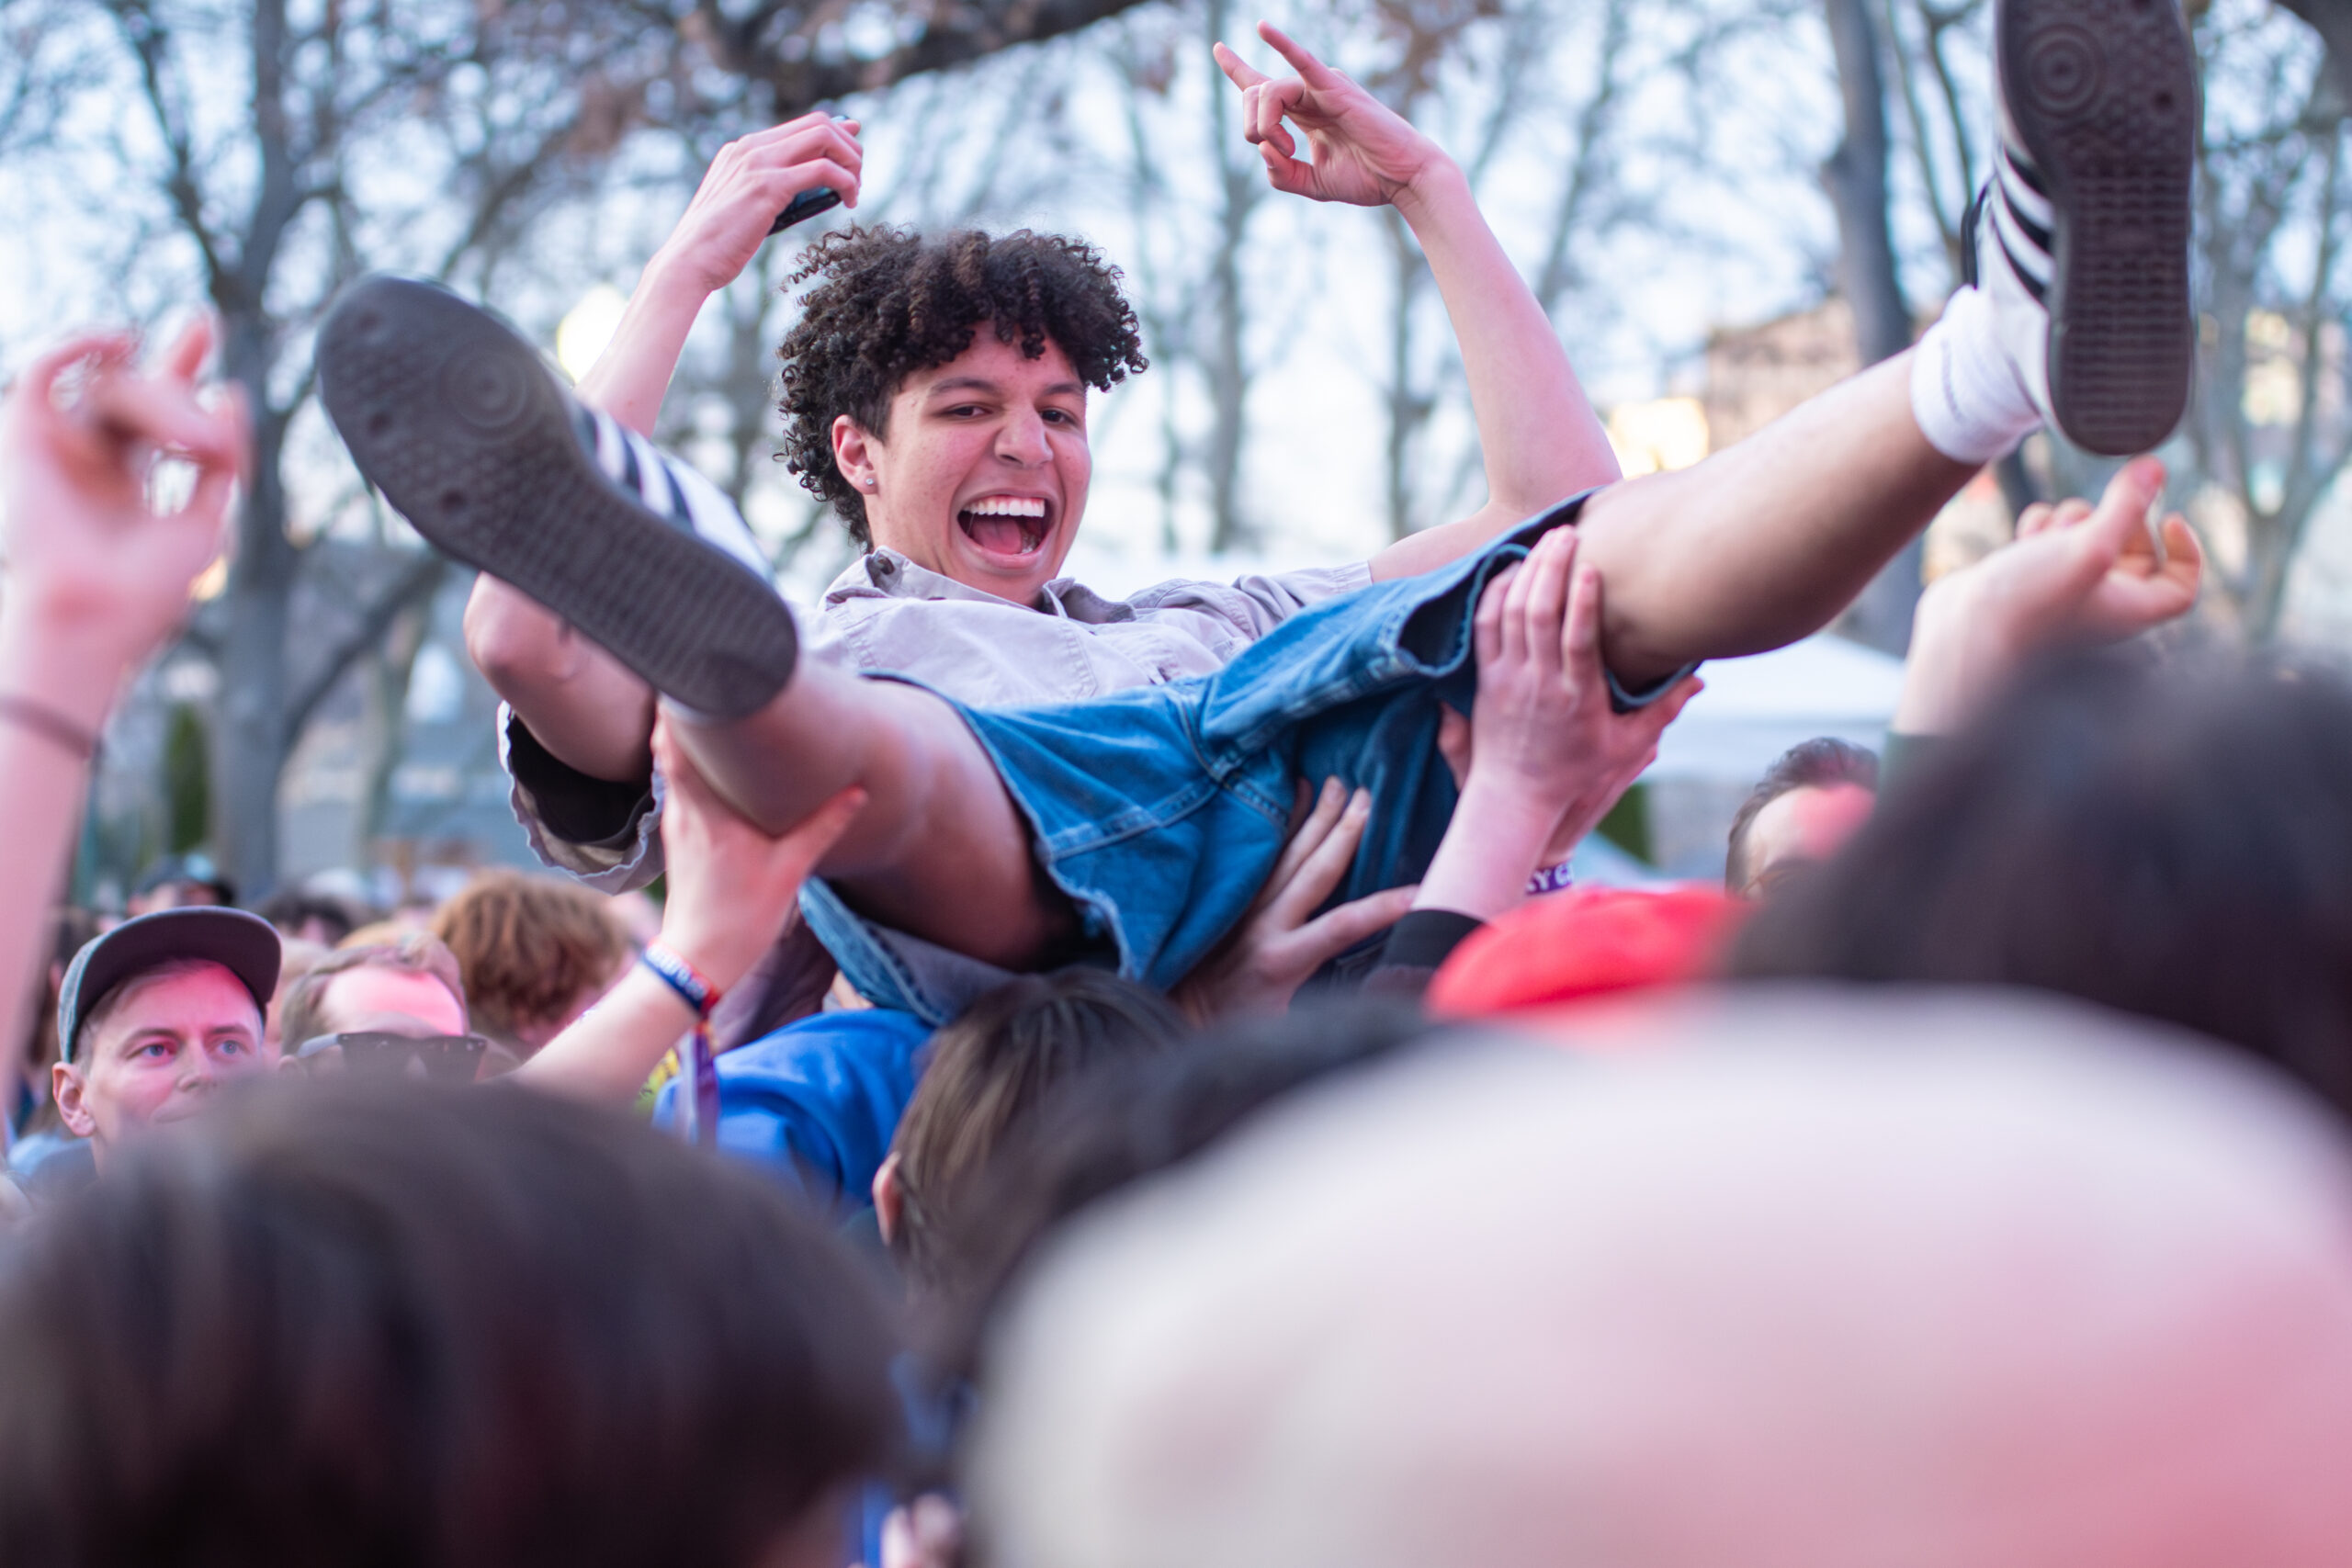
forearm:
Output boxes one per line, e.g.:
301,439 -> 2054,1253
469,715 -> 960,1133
514,964 -> 695,1105
1570,353 -> 1977,687
573,256 -> 711,435
1370,164 -> 1615,581
1413,776 -> 1557,921
0,610 -> 124,1062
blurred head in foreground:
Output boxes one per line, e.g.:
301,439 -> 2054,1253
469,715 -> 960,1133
972,988 -> 2352,1568
875,968 -> 1185,1301
0,1079 -> 893,1568
1734,650 -> 2352,1115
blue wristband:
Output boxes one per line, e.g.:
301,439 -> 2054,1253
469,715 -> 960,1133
640,944 -> 718,1017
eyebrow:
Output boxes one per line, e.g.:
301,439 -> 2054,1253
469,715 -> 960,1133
925,377 -> 1087,399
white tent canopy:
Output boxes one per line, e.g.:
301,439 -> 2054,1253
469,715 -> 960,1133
1645,632 -> 1905,784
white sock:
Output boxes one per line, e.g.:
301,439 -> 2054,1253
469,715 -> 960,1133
1910,285 -> 2041,464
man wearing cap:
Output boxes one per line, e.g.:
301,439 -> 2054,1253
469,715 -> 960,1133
47,907 -> 282,1176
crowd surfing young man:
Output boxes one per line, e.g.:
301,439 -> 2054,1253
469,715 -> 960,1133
321,1 -> 2199,1020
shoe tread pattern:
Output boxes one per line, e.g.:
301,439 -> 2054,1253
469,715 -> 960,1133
318,277 -> 795,719
2001,0 -> 2197,456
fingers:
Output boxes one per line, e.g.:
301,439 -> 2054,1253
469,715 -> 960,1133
1212,39 -> 1269,89
80,365 -> 248,470
1521,527 -> 1575,679
157,314 -> 216,384
1245,79 -> 1304,158
1258,20 -> 1345,85
1289,882 -> 1417,966
775,784 -> 869,866
1498,530 -> 1572,672
2157,513 -> 2202,577
2014,502 -> 2055,537
1560,558 -> 1603,688
1261,776 -> 1348,906
1436,705 -> 1472,791
1262,785 -> 1371,928
1473,560 -> 1517,671
9,333 -> 137,425
1632,673 -> 1703,736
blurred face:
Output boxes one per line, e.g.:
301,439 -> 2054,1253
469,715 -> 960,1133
832,333 -> 1091,608
314,966 -> 467,1043
1739,784 -> 1876,898
54,962 -> 269,1164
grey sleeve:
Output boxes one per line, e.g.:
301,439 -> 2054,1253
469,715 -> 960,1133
498,706 -> 667,895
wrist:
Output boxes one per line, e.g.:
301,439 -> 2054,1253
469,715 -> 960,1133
0,604 -> 135,728
1456,770 -> 1570,842
1388,151 -> 1468,226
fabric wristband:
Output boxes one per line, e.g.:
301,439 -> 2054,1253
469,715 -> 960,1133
640,943 -> 721,1018
1525,860 -> 1577,897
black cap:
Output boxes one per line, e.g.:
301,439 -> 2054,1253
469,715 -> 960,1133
57,908 -> 282,1064
132,852 -> 236,906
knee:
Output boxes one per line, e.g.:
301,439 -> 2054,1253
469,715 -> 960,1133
464,576 -> 577,695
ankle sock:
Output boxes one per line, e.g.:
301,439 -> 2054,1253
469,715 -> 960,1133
1910,284 -> 2042,465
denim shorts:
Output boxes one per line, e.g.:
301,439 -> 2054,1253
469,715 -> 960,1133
799,494 -> 1624,1022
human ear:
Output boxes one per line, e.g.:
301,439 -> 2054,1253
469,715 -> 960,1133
872,1150 -> 903,1245
831,414 -> 881,495
51,1061 -> 95,1139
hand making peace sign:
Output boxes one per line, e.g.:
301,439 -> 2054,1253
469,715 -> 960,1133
1212,22 -> 1450,208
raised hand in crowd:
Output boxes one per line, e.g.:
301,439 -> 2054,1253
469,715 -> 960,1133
1894,457 -> 2202,736
1213,21 -> 1620,565
1213,23 -> 1448,209
1419,527 -> 1699,919
516,715 -> 864,1104
1171,777 -> 1418,1022
0,321 -> 245,1100
576,108 -> 864,434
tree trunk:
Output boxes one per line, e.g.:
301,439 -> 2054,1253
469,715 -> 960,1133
1821,0 -> 1925,654
211,319 -> 297,902
1202,0 -> 1256,552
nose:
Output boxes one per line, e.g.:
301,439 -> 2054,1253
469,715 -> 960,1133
995,404 -> 1051,468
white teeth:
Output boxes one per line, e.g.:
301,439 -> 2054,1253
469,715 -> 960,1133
963,496 -> 1047,517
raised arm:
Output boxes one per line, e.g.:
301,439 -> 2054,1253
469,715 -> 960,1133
1213,23 -> 1617,581
574,111 -> 864,434
0,323 -> 246,1062
517,716 -> 865,1106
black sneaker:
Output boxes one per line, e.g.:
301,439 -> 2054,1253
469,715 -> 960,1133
317,275 -> 798,720
1972,0 -> 2197,456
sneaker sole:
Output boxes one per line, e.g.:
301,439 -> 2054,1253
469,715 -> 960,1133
317,276 -> 797,720
1999,0 -> 2197,456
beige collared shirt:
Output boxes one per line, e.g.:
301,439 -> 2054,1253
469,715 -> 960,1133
798,548 -> 1374,702
507,549 -> 1374,889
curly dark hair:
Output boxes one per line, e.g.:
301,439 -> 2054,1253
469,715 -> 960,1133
776,226 -> 1149,546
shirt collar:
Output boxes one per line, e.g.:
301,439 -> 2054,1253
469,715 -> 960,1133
822,548 -> 1133,624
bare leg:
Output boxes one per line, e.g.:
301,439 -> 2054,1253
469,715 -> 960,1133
1576,353 -> 1976,689
670,663 -> 1071,970
465,576 -> 657,784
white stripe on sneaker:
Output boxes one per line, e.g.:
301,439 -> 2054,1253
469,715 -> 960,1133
624,431 -> 681,521
1991,197 -> 2054,288
1997,148 -> 2055,231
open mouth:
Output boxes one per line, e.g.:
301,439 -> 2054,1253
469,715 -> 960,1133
957,495 -> 1048,558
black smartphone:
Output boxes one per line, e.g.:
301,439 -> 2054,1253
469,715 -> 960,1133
769,186 -> 843,235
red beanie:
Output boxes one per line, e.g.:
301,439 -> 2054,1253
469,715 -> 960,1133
1427,886 -> 1745,1018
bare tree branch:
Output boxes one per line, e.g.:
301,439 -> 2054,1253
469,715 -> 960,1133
284,552 -> 449,739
